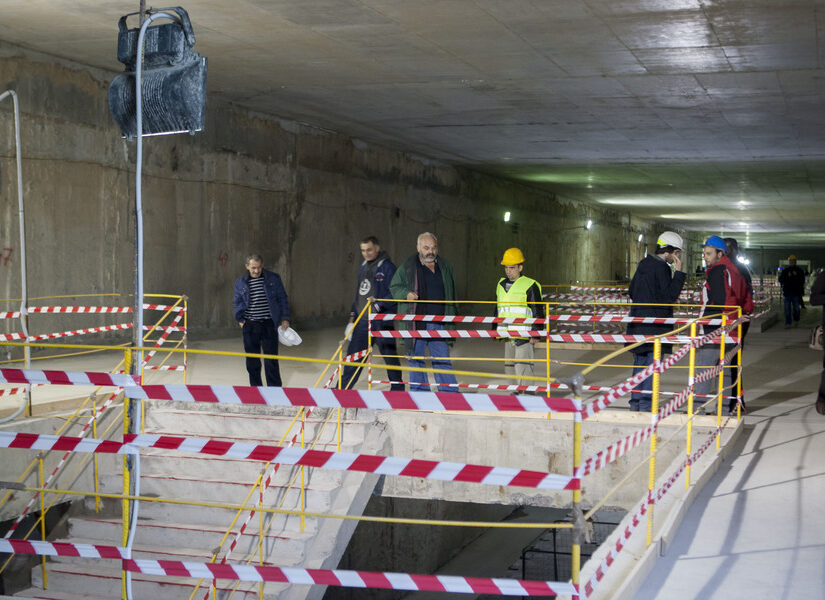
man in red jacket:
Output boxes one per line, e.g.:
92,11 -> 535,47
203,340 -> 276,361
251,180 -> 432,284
695,236 -> 753,415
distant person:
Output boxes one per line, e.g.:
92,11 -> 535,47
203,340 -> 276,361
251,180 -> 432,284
341,236 -> 404,391
724,237 -> 754,409
390,232 -> 458,392
695,236 -> 753,415
233,254 -> 290,386
779,254 -> 806,328
495,248 -> 544,387
626,232 -> 686,412
810,268 -> 825,415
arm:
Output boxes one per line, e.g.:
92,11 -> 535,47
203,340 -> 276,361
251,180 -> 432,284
232,278 -> 246,323
526,282 -> 545,320
389,262 -> 412,300
810,272 -> 825,306
273,274 -> 290,326
375,261 -> 398,314
655,265 -> 686,304
705,266 -> 727,314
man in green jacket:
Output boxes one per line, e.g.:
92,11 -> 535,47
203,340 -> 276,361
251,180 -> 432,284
390,232 -> 458,392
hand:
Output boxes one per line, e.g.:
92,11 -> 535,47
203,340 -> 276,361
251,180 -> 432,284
238,321 -> 245,327
672,254 -> 683,272
280,320 -> 290,330
406,291 -> 418,301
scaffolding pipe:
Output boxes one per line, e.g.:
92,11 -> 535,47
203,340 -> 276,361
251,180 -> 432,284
0,89 -> 30,424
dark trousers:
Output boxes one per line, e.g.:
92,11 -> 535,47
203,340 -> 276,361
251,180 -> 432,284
630,351 -> 654,412
729,321 -> 750,412
817,352 -> 825,414
242,319 -> 281,386
341,321 -> 404,391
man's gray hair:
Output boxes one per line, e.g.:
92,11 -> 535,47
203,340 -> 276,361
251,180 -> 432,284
245,253 -> 263,264
417,232 -> 437,245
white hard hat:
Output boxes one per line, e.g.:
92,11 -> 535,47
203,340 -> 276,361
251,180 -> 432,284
278,326 -> 302,347
657,231 -> 683,250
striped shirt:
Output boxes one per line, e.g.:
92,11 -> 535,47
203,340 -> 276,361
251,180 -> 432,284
244,277 -> 271,321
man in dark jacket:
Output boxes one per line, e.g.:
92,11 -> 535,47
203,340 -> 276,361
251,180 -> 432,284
341,236 -> 404,391
779,254 -> 806,328
810,269 -> 825,415
627,231 -> 686,411
390,232 -> 458,392
724,237 -> 753,411
232,254 -> 290,386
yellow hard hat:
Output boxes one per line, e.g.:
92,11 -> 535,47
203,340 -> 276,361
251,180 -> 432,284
501,247 -> 525,266
789,254 -> 797,260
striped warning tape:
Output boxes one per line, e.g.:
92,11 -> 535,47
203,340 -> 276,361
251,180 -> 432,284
0,368 -> 138,387
0,538 -> 575,596
26,304 -> 183,314
0,311 -> 21,319
0,431 -> 580,491
369,313 -> 724,326
124,559 -> 578,596
370,329 -> 719,344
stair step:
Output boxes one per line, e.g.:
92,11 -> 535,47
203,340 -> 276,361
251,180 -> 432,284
11,588 -> 111,600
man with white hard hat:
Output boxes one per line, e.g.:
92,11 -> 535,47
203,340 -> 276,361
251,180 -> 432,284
496,248 -> 545,388
626,231 -> 686,411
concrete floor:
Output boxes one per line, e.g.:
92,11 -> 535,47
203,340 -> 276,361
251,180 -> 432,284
633,308 -> 825,600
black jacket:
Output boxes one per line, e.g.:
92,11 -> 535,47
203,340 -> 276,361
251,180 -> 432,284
627,254 -> 686,353
811,270 -> 825,326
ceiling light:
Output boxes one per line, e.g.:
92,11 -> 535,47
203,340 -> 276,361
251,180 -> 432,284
585,219 -> 593,230
503,211 -> 511,223
637,234 -> 643,242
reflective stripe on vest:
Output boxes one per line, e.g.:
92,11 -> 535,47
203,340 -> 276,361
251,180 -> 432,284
496,276 -> 539,338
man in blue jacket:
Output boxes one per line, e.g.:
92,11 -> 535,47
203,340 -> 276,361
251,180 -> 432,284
232,254 -> 290,386
341,236 -> 404,391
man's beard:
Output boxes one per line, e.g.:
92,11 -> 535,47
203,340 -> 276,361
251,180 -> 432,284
420,253 -> 436,263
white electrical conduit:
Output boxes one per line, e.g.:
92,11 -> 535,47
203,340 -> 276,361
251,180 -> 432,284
0,89 -> 29,425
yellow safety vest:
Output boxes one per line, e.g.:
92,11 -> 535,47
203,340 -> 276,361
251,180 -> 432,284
496,276 -> 540,339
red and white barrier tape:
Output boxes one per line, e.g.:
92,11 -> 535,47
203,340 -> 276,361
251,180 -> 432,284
143,365 -> 185,371
0,386 -> 28,397
0,538 -> 128,559
0,431 -> 579,491
142,311 -> 185,366
370,329 -> 718,344
124,559 -> 578,596
125,385 -> 581,414
0,368 -> 138,387
26,304 -> 183,314
0,311 -> 21,319
370,313 -> 724,326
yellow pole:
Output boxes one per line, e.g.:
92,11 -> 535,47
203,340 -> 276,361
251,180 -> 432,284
38,457 -> 48,589
571,392 -> 582,591
645,338 -> 662,547
92,393 -> 101,512
367,300 -> 373,391
736,308 -> 742,420
183,296 -> 189,384
716,315 -> 727,449
300,409 -> 305,533
686,322 -> 697,490
545,302 -> 551,403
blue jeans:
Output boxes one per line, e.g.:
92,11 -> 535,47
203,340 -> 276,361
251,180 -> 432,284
408,323 -> 457,392
630,351 -> 654,412
341,320 -> 404,391
784,295 -> 801,325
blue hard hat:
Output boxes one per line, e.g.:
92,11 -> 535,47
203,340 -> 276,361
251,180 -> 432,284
702,236 -> 727,252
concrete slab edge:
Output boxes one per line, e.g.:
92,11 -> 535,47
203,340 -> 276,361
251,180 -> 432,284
590,419 -> 745,600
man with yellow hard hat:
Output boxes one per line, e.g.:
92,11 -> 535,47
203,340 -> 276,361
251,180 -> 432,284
496,248 -> 544,388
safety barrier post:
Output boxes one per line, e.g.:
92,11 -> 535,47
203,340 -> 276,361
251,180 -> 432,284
38,456 -> 47,588
300,409 -> 306,533
258,481 -> 264,600
183,296 -> 189,384
544,302 -> 551,402
716,315 -> 727,449
645,337 -> 662,547
121,393 -> 131,600
736,308 -> 742,420
367,300 -> 373,391
571,387 -> 583,593
686,322 -> 697,490
91,392 -> 101,512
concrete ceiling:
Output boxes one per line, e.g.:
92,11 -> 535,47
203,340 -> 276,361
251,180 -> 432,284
2,0 -> 824,248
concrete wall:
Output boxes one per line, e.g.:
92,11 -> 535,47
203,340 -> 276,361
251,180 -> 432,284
0,41 -> 654,343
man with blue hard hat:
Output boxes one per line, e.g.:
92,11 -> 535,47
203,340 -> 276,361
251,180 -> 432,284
695,236 -> 753,415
